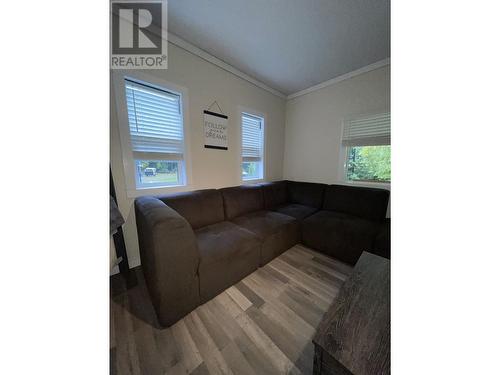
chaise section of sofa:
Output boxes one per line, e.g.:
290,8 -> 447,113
220,184 -> 300,265
372,218 -> 391,259
302,184 -> 390,265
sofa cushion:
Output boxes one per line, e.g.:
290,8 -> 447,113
158,189 -> 224,230
275,203 -> 318,220
231,211 -> 300,265
287,181 -> 326,208
260,180 -> 288,209
220,185 -> 264,220
302,210 -> 379,265
195,221 -> 261,303
323,184 -> 389,221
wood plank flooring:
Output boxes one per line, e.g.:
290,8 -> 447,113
110,245 -> 353,375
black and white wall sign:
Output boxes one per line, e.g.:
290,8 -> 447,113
203,110 -> 228,150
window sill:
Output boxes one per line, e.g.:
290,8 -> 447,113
126,184 -> 191,198
342,180 -> 390,188
242,178 -> 265,185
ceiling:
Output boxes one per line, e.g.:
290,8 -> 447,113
168,0 -> 390,96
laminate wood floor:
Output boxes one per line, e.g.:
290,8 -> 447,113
110,245 -> 352,375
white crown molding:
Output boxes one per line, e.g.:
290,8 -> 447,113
167,32 -> 389,101
168,33 -> 287,99
286,58 -> 390,100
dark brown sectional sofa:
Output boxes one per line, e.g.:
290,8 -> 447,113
135,180 -> 390,327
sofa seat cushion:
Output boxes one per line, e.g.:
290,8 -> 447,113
302,210 -> 379,265
195,221 -> 261,302
274,203 -> 318,220
231,211 -> 300,265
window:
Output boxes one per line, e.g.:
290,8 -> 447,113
342,113 -> 391,183
124,79 -> 186,189
241,113 -> 264,180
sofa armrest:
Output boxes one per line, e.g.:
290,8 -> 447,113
135,196 -> 200,327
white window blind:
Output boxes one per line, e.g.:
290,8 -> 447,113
242,113 -> 264,160
125,79 -> 184,160
342,112 -> 390,146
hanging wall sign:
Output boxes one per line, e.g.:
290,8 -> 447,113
203,110 -> 228,150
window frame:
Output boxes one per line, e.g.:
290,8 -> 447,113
238,106 -> 266,183
338,112 -> 391,188
112,71 -> 193,197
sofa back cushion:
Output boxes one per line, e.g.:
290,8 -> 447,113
287,181 -> 326,208
323,184 -> 389,221
158,189 -> 224,230
220,185 -> 264,219
261,181 -> 288,209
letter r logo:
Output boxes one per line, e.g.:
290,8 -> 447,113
112,2 -> 162,54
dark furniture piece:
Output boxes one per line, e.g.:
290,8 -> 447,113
135,180 -> 390,327
313,252 -> 390,375
301,184 -> 390,264
110,167 -> 137,289
110,167 -> 129,275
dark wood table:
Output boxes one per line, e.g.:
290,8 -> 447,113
313,251 -> 390,375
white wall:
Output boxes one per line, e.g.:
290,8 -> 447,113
112,60 -> 389,270
283,65 -> 390,182
110,43 -> 286,269
283,65 -> 390,213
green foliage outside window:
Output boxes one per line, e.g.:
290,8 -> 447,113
347,145 -> 391,182
242,161 -> 261,180
242,162 -> 256,177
